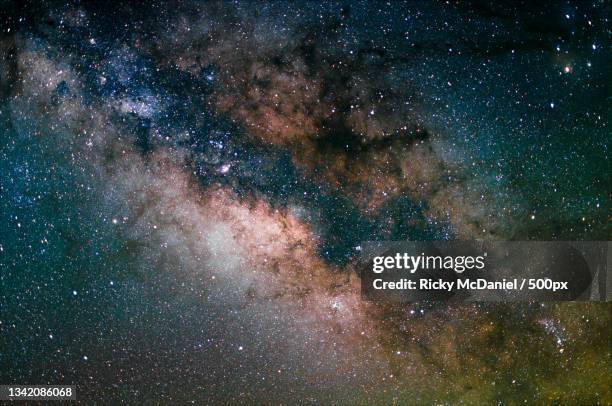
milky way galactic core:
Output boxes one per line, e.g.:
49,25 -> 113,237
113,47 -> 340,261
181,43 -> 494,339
0,0 -> 610,404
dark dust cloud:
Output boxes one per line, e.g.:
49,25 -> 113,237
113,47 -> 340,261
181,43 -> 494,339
0,0 -> 610,404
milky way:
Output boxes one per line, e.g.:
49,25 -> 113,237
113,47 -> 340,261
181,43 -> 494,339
1,1 -> 610,404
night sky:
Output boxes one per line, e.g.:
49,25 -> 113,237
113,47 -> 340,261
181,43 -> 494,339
1,0 -> 611,404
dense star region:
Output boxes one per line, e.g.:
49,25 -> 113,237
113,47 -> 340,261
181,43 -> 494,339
1,0 -> 610,404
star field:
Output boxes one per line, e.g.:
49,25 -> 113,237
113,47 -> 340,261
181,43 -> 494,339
0,0 -> 610,404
